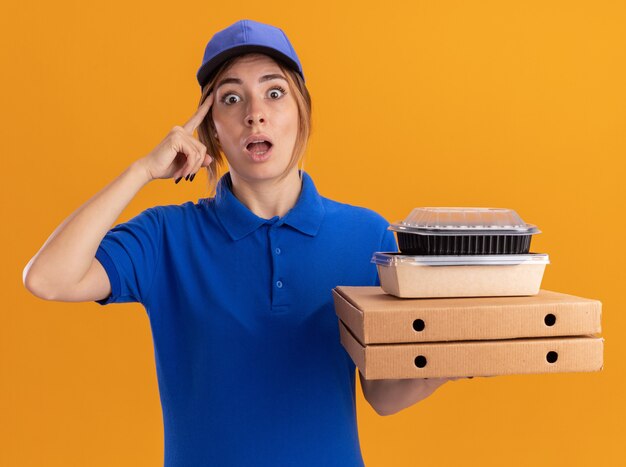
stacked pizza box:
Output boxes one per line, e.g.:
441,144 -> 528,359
334,208 -> 604,379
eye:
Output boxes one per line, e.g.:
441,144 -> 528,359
220,93 -> 241,105
268,86 -> 287,99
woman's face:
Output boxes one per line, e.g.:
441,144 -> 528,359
211,53 -> 299,183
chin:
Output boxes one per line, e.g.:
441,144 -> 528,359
229,151 -> 297,183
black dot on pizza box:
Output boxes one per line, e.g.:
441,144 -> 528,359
546,351 -> 559,363
414,355 -> 427,368
544,314 -> 557,326
413,319 -> 425,332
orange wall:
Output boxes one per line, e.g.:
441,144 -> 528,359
2,1 -> 625,466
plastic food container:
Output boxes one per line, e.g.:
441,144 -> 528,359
389,207 -> 541,255
372,252 -> 550,298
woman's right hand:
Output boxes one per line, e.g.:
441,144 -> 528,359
137,91 -> 215,183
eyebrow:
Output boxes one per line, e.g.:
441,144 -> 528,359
215,74 -> 287,91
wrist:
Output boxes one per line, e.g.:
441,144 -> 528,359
129,159 -> 153,186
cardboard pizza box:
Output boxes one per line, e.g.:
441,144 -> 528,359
339,319 -> 604,380
333,287 -> 601,344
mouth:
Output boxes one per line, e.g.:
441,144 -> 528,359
245,140 -> 273,156
243,135 -> 274,162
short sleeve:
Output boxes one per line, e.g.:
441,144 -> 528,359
380,228 -> 398,253
374,227 -> 398,287
94,207 -> 162,306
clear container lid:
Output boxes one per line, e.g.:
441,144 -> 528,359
372,252 -> 550,267
389,207 -> 541,236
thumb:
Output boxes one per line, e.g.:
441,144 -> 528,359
201,154 -> 214,167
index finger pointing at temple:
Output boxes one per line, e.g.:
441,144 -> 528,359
183,91 -> 215,134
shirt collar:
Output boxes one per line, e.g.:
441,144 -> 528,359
213,171 -> 325,241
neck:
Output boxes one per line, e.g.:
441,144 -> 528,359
229,168 -> 303,219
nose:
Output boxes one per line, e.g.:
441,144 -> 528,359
246,113 -> 265,125
244,95 -> 266,126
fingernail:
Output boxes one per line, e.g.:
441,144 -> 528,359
190,173 -> 196,182
175,177 -> 182,184
185,174 -> 190,181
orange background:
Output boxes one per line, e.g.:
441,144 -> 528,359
2,1 -> 625,465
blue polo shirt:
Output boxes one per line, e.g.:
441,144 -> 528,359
94,171 -> 398,466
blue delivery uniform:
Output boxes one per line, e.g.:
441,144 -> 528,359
94,171 -> 398,466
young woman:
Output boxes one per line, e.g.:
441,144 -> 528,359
23,19 -> 457,467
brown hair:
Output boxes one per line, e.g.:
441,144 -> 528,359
196,53 -> 312,196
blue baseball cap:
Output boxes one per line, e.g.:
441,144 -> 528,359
196,19 -> 305,89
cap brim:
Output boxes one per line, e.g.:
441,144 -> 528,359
197,45 -> 302,89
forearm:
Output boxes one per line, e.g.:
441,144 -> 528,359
359,371 -> 451,416
23,161 -> 151,295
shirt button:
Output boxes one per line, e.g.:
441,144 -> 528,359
276,280 -> 283,288
275,247 -> 281,255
